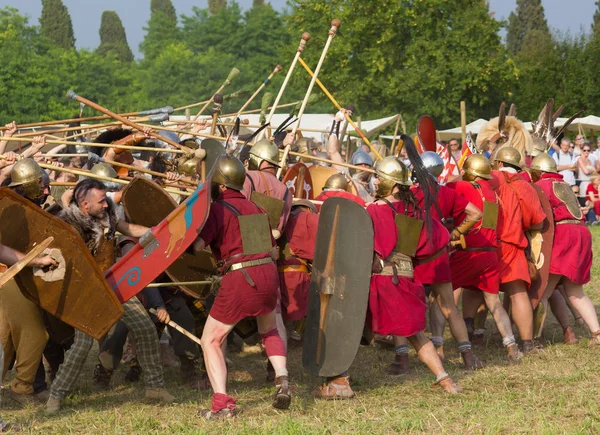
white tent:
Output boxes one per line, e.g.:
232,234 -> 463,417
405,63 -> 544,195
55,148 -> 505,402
567,115 -> 600,133
436,119 -> 489,141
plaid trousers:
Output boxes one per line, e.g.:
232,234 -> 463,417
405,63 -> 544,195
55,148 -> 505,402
50,297 -> 164,400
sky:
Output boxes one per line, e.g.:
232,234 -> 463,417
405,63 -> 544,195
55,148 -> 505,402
1,0 -> 597,58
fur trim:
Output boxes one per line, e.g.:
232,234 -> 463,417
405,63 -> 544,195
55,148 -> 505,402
476,116 -> 533,164
57,198 -> 118,254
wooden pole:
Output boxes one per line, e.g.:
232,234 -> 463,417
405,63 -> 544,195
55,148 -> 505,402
460,101 -> 467,146
390,114 -> 401,155
297,57 -> 382,160
149,308 -> 202,347
189,67 -> 240,126
0,237 -> 54,288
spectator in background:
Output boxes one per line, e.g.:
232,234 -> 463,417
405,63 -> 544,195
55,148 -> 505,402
586,174 -> 600,224
448,138 -> 462,162
577,143 -> 597,201
594,138 -> 600,164
553,138 -> 577,187
572,134 -> 585,158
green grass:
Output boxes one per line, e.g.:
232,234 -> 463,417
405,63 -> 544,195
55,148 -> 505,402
3,227 -> 600,434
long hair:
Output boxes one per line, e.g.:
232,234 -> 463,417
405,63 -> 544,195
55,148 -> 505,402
401,134 -> 436,238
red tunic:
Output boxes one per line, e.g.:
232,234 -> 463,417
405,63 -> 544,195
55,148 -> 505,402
314,190 -> 366,211
199,189 -> 278,324
242,170 -> 292,234
535,173 -> 592,285
365,201 -> 430,337
586,183 -> 600,215
277,211 -> 319,321
489,169 -> 546,286
446,180 -> 499,293
411,185 -> 457,284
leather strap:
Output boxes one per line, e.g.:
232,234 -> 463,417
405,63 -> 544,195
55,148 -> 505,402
414,247 -> 446,265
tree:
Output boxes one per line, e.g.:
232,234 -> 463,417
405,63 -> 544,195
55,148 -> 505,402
253,0 -> 265,7
97,11 -> 134,62
506,0 -> 551,55
140,0 -> 179,60
209,0 -> 227,15
39,0 -> 75,49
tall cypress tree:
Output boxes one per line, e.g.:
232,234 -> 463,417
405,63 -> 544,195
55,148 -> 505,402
140,0 -> 179,60
506,0 -> 551,55
39,0 -> 75,49
253,0 -> 265,7
97,11 -> 134,62
209,0 -> 227,15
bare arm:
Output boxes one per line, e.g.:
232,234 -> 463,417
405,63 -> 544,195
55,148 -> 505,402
578,158 -> 594,175
0,243 -> 57,268
21,136 -> 46,159
116,220 -> 149,238
0,122 -> 17,155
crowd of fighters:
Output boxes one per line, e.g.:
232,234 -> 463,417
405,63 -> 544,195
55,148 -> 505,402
0,105 -> 595,425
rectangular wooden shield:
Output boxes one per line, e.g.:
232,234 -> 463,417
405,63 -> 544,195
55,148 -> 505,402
528,184 -> 555,308
302,197 -> 373,377
107,178 -> 211,303
251,191 -> 284,229
394,213 -> 423,257
122,178 -> 217,300
0,188 -> 123,340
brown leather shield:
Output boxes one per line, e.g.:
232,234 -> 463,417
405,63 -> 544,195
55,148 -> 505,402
302,197 -> 373,377
122,178 -> 217,300
308,165 -> 358,197
0,188 -> 123,340
528,184 -> 555,308
282,163 -> 314,199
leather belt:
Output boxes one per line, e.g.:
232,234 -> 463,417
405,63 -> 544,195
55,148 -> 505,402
227,257 -> 273,273
414,248 -> 446,265
278,264 -> 310,273
555,219 -> 583,226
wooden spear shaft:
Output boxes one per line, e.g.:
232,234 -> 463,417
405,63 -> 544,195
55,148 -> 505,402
236,65 -> 282,116
256,33 -> 310,142
190,67 -> 240,126
297,57 -> 382,160
149,308 -> 203,347
0,237 -> 54,288
66,90 -> 192,155
221,99 -> 303,117
277,20 -> 340,179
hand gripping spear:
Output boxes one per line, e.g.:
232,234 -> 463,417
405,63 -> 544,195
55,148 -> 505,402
276,20 -> 340,179
256,33 -> 310,142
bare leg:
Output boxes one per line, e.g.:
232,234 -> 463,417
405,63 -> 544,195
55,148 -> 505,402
502,281 -> 533,342
428,298 -> 446,357
406,332 -> 444,377
562,278 -> 600,334
534,274 -> 562,339
200,315 -> 235,395
549,290 -> 573,329
483,292 -> 514,342
432,282 -> 470,343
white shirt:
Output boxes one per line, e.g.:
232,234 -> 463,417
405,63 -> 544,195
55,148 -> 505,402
552,150 -> 576,186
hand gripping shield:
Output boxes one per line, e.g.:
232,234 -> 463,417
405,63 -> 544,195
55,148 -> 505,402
302,197 -> 373,377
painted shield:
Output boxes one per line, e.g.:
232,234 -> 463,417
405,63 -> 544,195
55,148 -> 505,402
0,188 -> 123,340
308,165 -> 358,197
106,178 -> 211,303
122,178 -> 217,300
201,139 -> 226,175
528,184 -> 555,308
417,115 -> 437,153
283,163 -> 314,199
302,197 -> 373,377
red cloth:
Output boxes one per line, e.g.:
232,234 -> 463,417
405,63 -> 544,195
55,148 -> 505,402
277,211 -> 319,321
586,183 -> 600,215
536,173 -> 592,284
199,189 -> 279,324
211,392 -> 236,413
446,180 -> 499,293
411,185 -> 455,284
489,170 -> 546,286
242,170 -> 292,233
364,201 -> 428,337
314,190 -> 366,211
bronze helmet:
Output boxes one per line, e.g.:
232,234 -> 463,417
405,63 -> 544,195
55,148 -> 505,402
323,173 -> 349,191
291,198 -> 318,213
375,156 -> 409,198
179,157 -> 201,177
91,163 -> 118,179
8,158 -> 44,199
420,151 -> 444,178
248,139 -> 280,170
462,154 -> 492,181
530,153 -> 558,174
212,154 -> 246,191
493,146 -> 521,168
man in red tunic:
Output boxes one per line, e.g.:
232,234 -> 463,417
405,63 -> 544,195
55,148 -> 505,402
314,173 -> 366,211
529,154 -> 599,343
277,199 -> 319,327
194,155 -> 291,419
488,146 -> 546,354
366,155 -> 460,393
445,154 -> 522,359
403,152 -> 484,370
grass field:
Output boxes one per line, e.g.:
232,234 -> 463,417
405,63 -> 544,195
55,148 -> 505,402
2,228 -> 599,434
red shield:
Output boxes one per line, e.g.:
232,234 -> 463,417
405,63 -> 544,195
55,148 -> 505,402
105,180 -> 211,303
282,163 -> 314,199
417,115 -> 437,153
